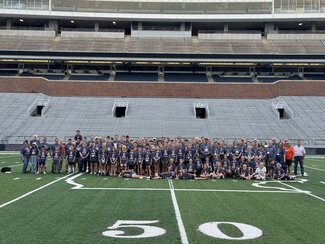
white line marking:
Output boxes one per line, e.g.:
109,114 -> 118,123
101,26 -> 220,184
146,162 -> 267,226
13,177 -> 20,180
103,178 -> 108,181
0,155 -> 20,159
320,181 -> 325,185
168,179 -> 189,244
279,181 -> 325,202
304,166 -> 325,172
36,177 -> 42,180
64,174 -> 306,194
1,162 -> 5,164
0,175 -> 70,209
6,163 -> 23,168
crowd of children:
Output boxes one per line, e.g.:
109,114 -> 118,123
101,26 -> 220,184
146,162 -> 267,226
20,130 -> 306,180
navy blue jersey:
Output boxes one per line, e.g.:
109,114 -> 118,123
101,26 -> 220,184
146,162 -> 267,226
200,144 -> 211,157
136,151 -> 144,164
99,151 -> 108,164
144,152 -> 152,165
51,143 -> 60,154
67,149 -> 76,163
274,168 -> 285,179
240,168 -> 250,177
194,159 -> 202,170
119,151 -> 128,165
230,160 -> 238,171
20,146 -> 31,157
89,147 -> 98,162
110,152 -> 119,164
214,167 -> 224,175
41,142 -> 50,152
177,148 -> 184,160
127,152 -> 136,165
153,151 -> 161,164
161,149 -> 169,163
52,150 -> 61,162
276,147 -> 285,163
185,149 -> 193,161
38,151 -> 47,163
79,147 -> 89,159
169,149 -> 177,161
187,163 -> 195,173
266,145 -> 276,161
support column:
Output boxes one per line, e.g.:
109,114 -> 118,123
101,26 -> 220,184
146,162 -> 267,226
95,21 -> 99,32
6,19 -> 12,30
48,20 -> 59,33
224,23 -> 228,33
311,22 -> 316,33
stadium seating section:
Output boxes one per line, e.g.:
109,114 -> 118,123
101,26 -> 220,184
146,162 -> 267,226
165,73 -> 208,82
114,72 -> 158,82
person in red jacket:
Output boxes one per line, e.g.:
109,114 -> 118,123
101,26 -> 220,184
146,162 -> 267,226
284,141 -> 295,177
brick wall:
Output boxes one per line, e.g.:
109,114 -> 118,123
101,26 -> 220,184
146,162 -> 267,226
0,77 -> 324,98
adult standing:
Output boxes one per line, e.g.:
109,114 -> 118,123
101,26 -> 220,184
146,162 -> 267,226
293,140 -> 306,176
20,140 -> 31,173
284,141 -> 295,177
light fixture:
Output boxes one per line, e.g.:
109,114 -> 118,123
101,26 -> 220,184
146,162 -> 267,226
112,21 -> 116,25
19,19 -> 24,22
298,22 -> 303,26
70,20 -> 75,24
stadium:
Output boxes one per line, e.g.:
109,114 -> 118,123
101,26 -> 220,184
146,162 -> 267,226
0,0 -> 325,243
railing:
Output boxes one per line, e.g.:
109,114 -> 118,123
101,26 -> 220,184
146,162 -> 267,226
198,30 -> 261,34
0,26 -> 48,30
277,30 -> 325,34
60,28 -> 125,33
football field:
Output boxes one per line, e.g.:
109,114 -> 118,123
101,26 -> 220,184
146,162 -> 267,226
0,154 -> 324,244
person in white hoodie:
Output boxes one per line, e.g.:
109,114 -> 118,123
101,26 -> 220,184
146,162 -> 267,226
252,162 -> 267,180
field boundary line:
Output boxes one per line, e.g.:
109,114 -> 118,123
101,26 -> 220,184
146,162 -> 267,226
0,174 -> 70,209
168,179 -> 189,244
278,181 -> 325,203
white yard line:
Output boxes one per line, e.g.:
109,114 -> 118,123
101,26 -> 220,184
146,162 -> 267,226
279,181 -> 325,203
320,181 -> 325,185
168,179 -> 189,244
304,166 -> 325,172
0,175 -> 70,209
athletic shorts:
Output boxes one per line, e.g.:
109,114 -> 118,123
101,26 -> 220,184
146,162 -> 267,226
286,159 -> 292,166
38,161 -> 46,165
128,164 -> 135,170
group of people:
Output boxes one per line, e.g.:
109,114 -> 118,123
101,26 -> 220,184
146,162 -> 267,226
20,130 -> 306,180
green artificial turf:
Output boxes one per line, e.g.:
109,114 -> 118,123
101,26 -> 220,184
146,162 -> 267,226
0,154 -> 324,244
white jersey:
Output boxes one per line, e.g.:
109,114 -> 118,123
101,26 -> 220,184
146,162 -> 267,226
255,167 -> 266,180
294,145 -> 306,157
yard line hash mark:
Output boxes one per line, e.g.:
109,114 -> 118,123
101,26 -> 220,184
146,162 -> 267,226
168,179 -> 189,244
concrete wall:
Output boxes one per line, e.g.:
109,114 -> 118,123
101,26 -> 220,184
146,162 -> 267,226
0,30 -> 56,37
61,31 -> 125,39
131,30 -> 191,38
198,33 -> 262,40
0,77 -> 325,98
267,33 -> 325,40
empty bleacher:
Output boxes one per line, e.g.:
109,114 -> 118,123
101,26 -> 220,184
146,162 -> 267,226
165,73 -> 208,82
68,74 -> 110,81
304,73 -> 325,80
20,72 -> 65,80
258,75 -> 302,83
0,70 -> 18,76
212,75 -> 254,83
0,93 -> 325,146
1,35 -> 325,54
114,72 -> 158,82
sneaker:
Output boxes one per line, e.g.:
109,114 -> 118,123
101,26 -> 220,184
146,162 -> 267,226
90,172 -> 93,175
36,172 -> 39,175
43,172 -> 46,175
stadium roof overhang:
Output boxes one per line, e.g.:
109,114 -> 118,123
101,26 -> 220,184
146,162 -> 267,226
0,50 -> 325,65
